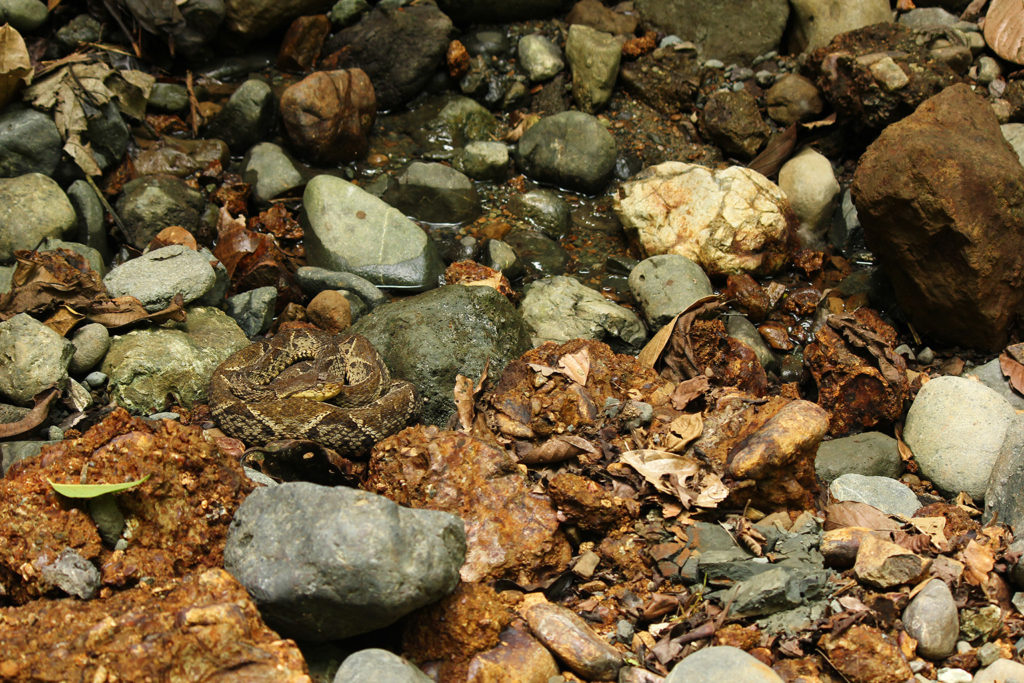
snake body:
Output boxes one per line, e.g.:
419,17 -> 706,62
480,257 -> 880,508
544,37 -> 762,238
209,329 -> 417,456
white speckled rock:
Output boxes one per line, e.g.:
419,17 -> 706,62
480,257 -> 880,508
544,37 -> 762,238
614,162 -> 795,276
904,375 -> 1016,500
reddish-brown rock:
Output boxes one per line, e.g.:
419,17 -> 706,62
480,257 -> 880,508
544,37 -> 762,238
0,569 -> 309,681
851,83 -> 1024,351
818,624 -> 913,683
277,14 -> 330,72
279,68 -> 375,164
366,426 -> 571,586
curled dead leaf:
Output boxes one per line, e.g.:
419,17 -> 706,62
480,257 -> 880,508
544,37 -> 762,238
558,347 -> 590,385
620,448 -> 728,509
0,25 -> 33,109
660,413 -> 703,452
961,539 -> 995,586
0,388 -> 59,438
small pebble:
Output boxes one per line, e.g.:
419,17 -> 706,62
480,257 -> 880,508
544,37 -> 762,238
148,412 -> 181,421
307,289 -> 353,333
84,371 -> 108,387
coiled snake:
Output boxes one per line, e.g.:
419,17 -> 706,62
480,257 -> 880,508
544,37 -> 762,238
209,329 -> 417,456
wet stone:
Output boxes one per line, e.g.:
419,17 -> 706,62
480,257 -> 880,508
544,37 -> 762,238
765,73 -> 824,126
565,23 -> 621,114
515,111 -> 617,194
115,175 -> 211,250
383,161 -> 480,224
241,142 -> 304,203
0,105 -> 61,178
279,68 -> 376,165
454,141 -> 509,181
224,482 -> 465,642
518,33 -> 564,82
628,254 -> 713,329
502,227 -> 569,280
133,138 -> 230,179
466,625 -> 560,682
511,189 -> 571,240
524,601 -> 622,680
202,78 -> 277,153
296,265 -> 386,309
726,315 -> 778,374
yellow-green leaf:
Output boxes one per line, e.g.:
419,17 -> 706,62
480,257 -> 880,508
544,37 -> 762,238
48,474 -> 150,498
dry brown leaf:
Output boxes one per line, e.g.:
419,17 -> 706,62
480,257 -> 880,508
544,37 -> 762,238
985,0 -> 1024,64
896,0 -> 916,10
638,315 -> 678,368
148,225 -> 198,252
0,388 -> 59,438
559,347 -> 590,385
0,25 -> 33,109
823,501 -> 902,532
42,305 -> 85,336
747,123 -> 797,178
962,539 -> 995,586
660,413 -> 703,452
620,449 -> 728,509
907,517 -> 948,552
1000,352 -> 1024,395
895,424 -> 914,462
669,376 -> 710,410
526,362 -> 559,376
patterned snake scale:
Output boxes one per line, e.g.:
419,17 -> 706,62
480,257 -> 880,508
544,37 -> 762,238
209,328 -> 418,456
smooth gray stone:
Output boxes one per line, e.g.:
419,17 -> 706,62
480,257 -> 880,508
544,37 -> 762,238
148,82 -> 189,112
223,482 -> 466,642
382,161 -> 480,224
815,431 -> 902,483
69,322 -> 111,374
295,266 -> 386,309
665,645 -> 784,683
985,413 -> 1024,535
66,180 -> 110,263
628,254 -> 712,328
967,357 -> 1024,411
0,313 -> 74,404
333,649 -> 431,683
115,175 -> 210,250
453,141 -> 509,181
516,111 -> 617,194
0,0 -> 48,32
511,189 -> 570,240
903,579 -> 958,659
202,79 -> 277,153
302,175 -> 444,291
726,314 -> 778,373
0,105 -> 61,177
225,286 -> 278,338
0,173 -> 76,261
242,142 -> 304,203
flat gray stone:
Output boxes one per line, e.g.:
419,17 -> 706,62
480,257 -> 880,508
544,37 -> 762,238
985,414 -> 1024,535
454,141 -> 509,181
0,173 -> 75,261
0,313 -> 74,404
302,174 -> 444,290
815,431 -> 902,483
904,375 -> 1016,500
725,314 -> 778,373
224,482 -> 465,642
0,0 -> 48,32
829,473 -> 921,518
103,245 -> 217,312
666,645 -> 784,683
628,254 -> 713,328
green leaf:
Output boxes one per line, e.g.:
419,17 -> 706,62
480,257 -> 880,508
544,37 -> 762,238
48,474 -> 150,498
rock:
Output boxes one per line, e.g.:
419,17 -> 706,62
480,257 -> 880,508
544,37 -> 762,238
904,375 -> 1016,500
0,568 -> 308,679
765,74 -> 825,126
854,533 -> 930,589
985,414 -> 1024,534
223,0 -> 333,38
702,90 -> 770,160
368,426 -> 571,584
0,313 -> 74,404
511,189 -> 571,239
818,624 -> 914,682
1,1 -> 44,33
967,358 -> 1024,411
147,82 -> 189,112
567,0 -> 637,35
565,24 -> 621,114
102,307 -> 249,414
0,173 -> 75,261
518,33 -> 564,82
277,14 -> 331,72
665,645 -> 784,683
903,579 -> 958,660
520,275 -> 647,352
329,0 -> 368,26
461,29 -> 511,57
1003,123 -> 1024,167
36,547 -> 99,600
467,625 -> 560,682
66,179 -> 110,262
726,315 -> 778,373
788,0 -> 893,53
805,23 -> 961,133
323,4 -> 453,111
103,245 -> 217,312
453,141 -> 509,181
778,147 -> 840,247
635,0 -> 789,64
132,138 -> 230,179
296,265 -> 386,309
241,142 -> 304,203
524,602 -> 621,680
224,482 -> 465,642
115,175 -> 212,251
503,227 -> 569,280
730,565 -> 830,618
814,431 -> 902,483
417,96 -> 498,157
615,162 -> 794,277
279,68 -> 375,164
333,649 -> 431,683
828,474 -> 921,518
306,289 -> 352,333
436,0 -> 569,23
202,79 -> 277,154
1,439 -> 57,475
301,174 -> 444,290
960,605 -> 1003,641
382,161 -> 480,224
619,43 -> 702,116
68,323 -> 111,375
516,111 -> 617,194
852,85 -> 1024,351
0,105 -> 61,177
974,659 -> 1024,683
628,254 -> 713,328
225,286 -> 277,337
350,285 -> 531,426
